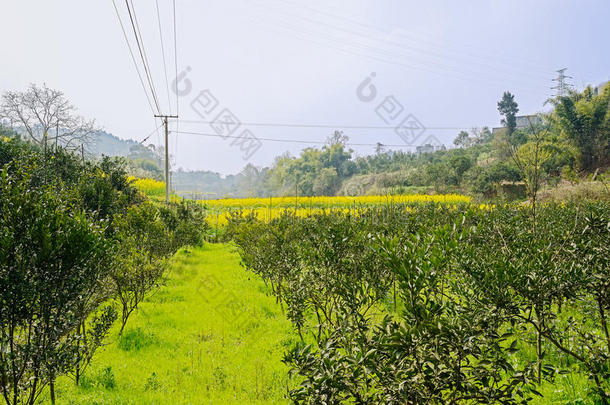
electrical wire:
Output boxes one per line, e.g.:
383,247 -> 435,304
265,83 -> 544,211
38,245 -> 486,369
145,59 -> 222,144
111,0 -> 157,116
274,0 -> 553,76
256,2 -> 551,85
179,120 -> 477,130
115,1 -> 554,169
173,130 -> 447,148
172,0 -> 180,172
173,0 -> 179,118
252,21 -> 548,94
129,0 -> 162,113
156,0 -> 173,114
141,122 -> 165,144
124,0 -> 162,114
253,18 -> 549,92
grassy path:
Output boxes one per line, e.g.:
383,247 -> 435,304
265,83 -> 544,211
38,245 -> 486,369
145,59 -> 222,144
51,244 -> 296,404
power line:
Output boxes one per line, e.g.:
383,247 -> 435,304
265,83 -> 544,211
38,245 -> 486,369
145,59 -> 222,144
155,0 -> 172,114
123,0 -> 170,155
179,119 -> 474,130
124,0 -> 162,114
173,0 -> 179,117
173,130 -> 444,148
255,20 -> 549,93
112,0 -> 178,202
258,1 -> 551,85
111,0 -> 157,116
140,122 -> 165,144
129,0 -> 162,113
273,0 -> 552,76
172,0 -> 180,179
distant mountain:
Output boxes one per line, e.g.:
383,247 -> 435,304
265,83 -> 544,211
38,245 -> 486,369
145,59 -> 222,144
89,131 -> 138,157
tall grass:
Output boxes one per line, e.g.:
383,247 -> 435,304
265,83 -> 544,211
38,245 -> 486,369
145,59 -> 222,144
46,244 -> 295,404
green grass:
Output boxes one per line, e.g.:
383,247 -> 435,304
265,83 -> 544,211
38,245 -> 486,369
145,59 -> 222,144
47,244 -> 297,404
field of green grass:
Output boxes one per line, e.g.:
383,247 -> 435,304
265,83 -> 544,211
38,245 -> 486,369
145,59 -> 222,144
46,244 -> 296,404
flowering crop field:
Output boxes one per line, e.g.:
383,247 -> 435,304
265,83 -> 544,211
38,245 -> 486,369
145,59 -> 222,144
202,194 -> 472,226
128,176 -> 165,197
204,193 -> 471,208
128,177 -> 474,227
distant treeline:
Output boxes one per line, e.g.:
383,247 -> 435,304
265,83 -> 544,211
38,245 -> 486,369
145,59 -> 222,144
165,85 -> 609,199
52,83 -> 609,200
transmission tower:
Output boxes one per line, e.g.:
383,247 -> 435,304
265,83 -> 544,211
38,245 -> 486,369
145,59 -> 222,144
551,68 -> 573,97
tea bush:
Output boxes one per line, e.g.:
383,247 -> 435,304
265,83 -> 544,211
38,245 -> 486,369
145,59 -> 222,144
0,133 -> 207,404
230,202 -> 610,404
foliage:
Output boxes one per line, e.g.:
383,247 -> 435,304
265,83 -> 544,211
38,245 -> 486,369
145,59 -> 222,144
0,131 -> 207,403
265,140 -> 355,197
152,85 -> 606,200
38,83 -> 605,201
550,85 -> 610,171
230,202 -> 610,404
44,245 -> 295,404
111,199 -> 206,334
498,91 -> 520,137
0,165 -> 110,405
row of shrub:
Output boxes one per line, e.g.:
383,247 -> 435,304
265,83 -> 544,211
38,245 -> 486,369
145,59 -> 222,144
0,133 -> 206,405
228,202 -> 610,404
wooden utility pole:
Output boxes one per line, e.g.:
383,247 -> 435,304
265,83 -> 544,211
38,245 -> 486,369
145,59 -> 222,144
154,114 -> 178,203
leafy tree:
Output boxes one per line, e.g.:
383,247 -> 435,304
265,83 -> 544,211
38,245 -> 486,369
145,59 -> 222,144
0,165 -> 110,405
550,85 -> 610,171
471,126 -> 493,144
313,167 -> 340,195
454,130 -> 470,147
423,161 -> 457,191
460,203 -> 610,403
498,91 -> 520,137
509,119 -> 554,231
111,202 -> 171,333
239,163 -> 263,197
268,141 -> 354,196
450,155 -> 473,183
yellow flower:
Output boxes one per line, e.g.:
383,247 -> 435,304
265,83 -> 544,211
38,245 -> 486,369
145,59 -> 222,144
203,193 -> 473,226
129,177 -> 166,197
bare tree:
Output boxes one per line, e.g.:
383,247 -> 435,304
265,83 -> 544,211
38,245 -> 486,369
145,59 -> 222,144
0,83 -> 97,152
509,114 -> 552,237
326,130 -> 349,146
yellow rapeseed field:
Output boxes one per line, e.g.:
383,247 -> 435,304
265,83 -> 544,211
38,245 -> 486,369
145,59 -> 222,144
204,193 -> 471,208
128,177 -> 473,227
128,176 -> 165,197
201,194 -> 471,227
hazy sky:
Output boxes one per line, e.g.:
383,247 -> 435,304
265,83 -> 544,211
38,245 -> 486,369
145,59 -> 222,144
1,0 -> 608,174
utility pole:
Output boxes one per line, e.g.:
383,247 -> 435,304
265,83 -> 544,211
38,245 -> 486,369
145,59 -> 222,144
551,68 -> 573,98
154,114 -> 178,203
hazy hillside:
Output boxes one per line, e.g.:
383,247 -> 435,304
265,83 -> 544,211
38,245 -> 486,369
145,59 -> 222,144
89,130 -> 138,157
